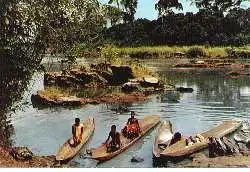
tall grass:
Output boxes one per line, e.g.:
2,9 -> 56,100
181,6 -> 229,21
113,45 -> 250,57
40,87 -> 75,99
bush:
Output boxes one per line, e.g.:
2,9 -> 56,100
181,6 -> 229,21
100,44 -> 122,65
186,47 -> 205,58
130,61 -> 152,78
236,51 -> 250,59
225,47 -> 236,58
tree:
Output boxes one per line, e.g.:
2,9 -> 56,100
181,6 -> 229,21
121,0 -> 138,23
0,0 -> 108,147
108,0 -> 138,23
108,0 -> 121,9
155,0 -> 183,17
104,4 -> 124,26
192,0 -> 249,14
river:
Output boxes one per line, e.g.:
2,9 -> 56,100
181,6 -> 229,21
8,58 -> 250,167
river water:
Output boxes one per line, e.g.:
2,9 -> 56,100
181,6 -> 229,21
9,58 -> 250,167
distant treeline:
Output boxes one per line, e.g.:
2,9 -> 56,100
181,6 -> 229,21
105,8 -> 250,47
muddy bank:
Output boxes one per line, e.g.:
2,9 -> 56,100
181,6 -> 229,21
180,152 -> 250,168
0,147 -> 56,167
31,91 -> 149,107
174,59 -> 250,69
226,70 -> 250,77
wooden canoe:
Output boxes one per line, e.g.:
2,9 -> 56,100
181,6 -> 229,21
56,117 -> 95,161
91,115 -> 160,161
160,120 -> 242,158
152,120 -> 173,158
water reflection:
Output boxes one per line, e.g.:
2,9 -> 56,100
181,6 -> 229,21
6,60 -> 250,167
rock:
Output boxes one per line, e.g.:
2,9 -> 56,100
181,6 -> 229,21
174,63 -> 209,68
237,142 -> 248,152
234,132 -> 249,143
122,82 -> 141,92
241,121 -> 250,133
131,155 -> 144,163
140,76 -> 159,87
98,70 -> 113,83
176,87 -> 194,93
195,60 -> 205,64
9,147 -> 33,161
44,70 -> 108,88
111,65 -> 134,84
174,52 -> 185,57
31,91 -> 84,107
90,63 -> 111,71
227,70 -> 250,76
246,141 -> 250,149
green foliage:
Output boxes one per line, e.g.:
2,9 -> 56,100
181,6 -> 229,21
105,8 -> 250,46
100,44 -> 122,65
155,0 -> 183,17
41,87 -> 75,99
107,0 -> 138,23
186,47 -> 205,58
130,61 -> 153,77
193,0 -> 248,14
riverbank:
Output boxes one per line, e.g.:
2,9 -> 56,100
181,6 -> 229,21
108,45 -> 250,59
0,148 -> 56,167
179,152 -> 250,168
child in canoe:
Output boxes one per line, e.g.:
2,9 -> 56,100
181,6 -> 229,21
122,111 -> 141,139
104,125 -> 121,153
69,118 -> 84,147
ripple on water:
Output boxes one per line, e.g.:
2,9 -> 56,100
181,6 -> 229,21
9,65 -> 250,167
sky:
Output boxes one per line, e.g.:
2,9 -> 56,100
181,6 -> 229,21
99,0 -> 250,20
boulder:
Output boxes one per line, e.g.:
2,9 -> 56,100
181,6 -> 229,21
9,147 -> 33,161
122,82 -> 141,92
140,76 -> 159,87
131,155 -> 144,163
31,91 -> 83,107
111,65 -> 134,84
44,70 -> 108,87
176,87 -> 194,93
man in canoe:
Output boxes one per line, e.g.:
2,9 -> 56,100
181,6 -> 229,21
169,132 -> 182,146
69,118 -> 84,147
104,125 -> 121,153
122,111 -> 141,139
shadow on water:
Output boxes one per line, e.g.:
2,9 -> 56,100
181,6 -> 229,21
4,58 -> 250,167
0,66 -> 35,148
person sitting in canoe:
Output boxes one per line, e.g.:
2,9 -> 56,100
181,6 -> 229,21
169,132 -> 182,146
104,125 -> 121,153
122,111 -> 141,139
69,118 -> 84,147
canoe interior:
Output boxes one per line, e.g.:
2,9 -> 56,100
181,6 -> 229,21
91,115 -> 160,161
152,121 -> 173,158
56,117 -> 95,161
160,120 -> 242,158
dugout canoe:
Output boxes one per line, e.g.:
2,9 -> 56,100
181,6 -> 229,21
56,117 -> 95,161
152,120 -> 173,159
160,120 -> 242,159
91,115 -> 160,161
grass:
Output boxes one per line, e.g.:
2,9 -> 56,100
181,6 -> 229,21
130,62 -> 153,78
40,87 -> 75,99
112,45 -> 250,58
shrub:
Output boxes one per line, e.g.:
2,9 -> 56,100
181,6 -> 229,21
225,47 -> 236,58
100,44 -> 122,65
186,47 -> 205,58
130,61 -> 152,78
